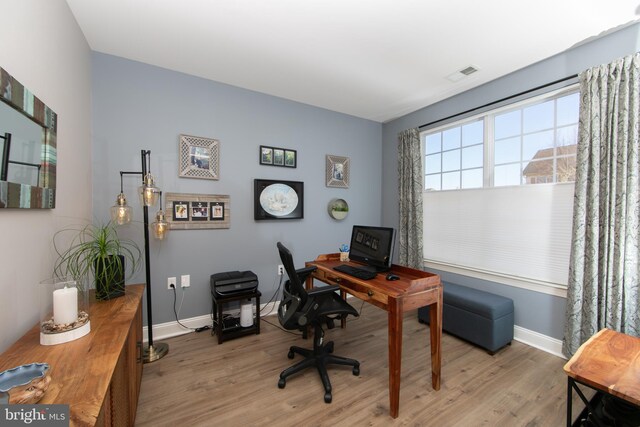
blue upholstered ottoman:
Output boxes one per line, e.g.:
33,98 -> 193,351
418,281 -> 514,354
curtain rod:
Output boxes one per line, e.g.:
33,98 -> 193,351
418,74 -> 579,130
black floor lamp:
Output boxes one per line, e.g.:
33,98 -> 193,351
111,149 -> 169,363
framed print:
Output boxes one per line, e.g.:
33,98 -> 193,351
179,134 -> 220,180
165,193 -> 230,229
260,146 -> 273,165
210,202 -> 225,220
326,154 -> 350,188
259,145 -> 296,168
284,150 -> 296,167
273,148 -> 285,166
190,201 -> 209,221
254,179 -> 304,220
172,201 -> 190,221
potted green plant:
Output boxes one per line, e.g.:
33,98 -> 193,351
53,222 -> 142,300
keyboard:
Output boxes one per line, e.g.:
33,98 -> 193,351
333,264 -> 378,280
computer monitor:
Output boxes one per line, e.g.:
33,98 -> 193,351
347,225 -> 396,272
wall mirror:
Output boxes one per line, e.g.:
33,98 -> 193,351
0,67 -> 57,208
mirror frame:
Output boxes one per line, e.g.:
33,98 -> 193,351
0,66 -> 57,209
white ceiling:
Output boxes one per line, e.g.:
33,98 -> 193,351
66,0 -> 639,123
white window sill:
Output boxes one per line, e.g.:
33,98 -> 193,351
423,260 -> 567,298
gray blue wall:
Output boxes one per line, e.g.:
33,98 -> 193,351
381,23 -> 640,339
91,53 -> 381,325
92,23 -> 640,339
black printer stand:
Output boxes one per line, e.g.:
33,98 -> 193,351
212,288 -> 261,344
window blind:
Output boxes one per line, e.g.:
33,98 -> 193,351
423,183 -> 574,288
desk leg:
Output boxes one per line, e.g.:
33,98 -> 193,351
388,298 -> 403,419
429,286 -> 443,390
567,378 -> 572,427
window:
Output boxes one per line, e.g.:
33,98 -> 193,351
420,86 -> 579,296
425,120 -> 484,190
424,88 -> 579,189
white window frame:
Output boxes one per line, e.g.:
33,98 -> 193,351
421,85 -> 579,297
424,84 -> 579,190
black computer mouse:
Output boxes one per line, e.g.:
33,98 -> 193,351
386,273 -> 400,281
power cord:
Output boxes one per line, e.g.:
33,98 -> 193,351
261,316 -> 303,336
259,273 -> 303,336
170,284 -> 196,331
352,298 -> 366,319
259,273 -> 284,316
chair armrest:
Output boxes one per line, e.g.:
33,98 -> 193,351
307,284 -> 341,297
295,266 -> 318,283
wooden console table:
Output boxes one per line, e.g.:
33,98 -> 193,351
0,284 -> 144,426
564,328 -> 640,426
306,253 -> 443,419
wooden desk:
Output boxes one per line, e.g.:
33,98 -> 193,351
0,284 -> 144,426
563,328 -> 640,426
306,253 -> 443,419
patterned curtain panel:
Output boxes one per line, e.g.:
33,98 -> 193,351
563,53 -> 640,357
397,128 -> 424,269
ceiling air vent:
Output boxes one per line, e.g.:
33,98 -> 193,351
446,65 -> 480,82
459,66 -> 478,76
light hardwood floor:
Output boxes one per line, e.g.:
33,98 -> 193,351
136,305 -> 585,426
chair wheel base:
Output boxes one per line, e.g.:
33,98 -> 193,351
327,341 -> 334,353
353,366 -> 360,376
278,378 -> 286,389
287,350 -> 295,359
324,392 -> 332,403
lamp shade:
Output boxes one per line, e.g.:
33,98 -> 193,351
152,210 -> 169,240
139,173 -> 159,207
111,193 -> 132,225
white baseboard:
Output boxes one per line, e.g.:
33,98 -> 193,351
144,301 -> 566,360
513,325 -> 565,359
143,301 -> 280,343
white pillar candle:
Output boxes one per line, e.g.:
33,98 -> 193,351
53,286 -> 78,325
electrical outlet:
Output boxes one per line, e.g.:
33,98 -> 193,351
167,277 -> 176,290
278,265 -> 284,276
181,274 -> 190,288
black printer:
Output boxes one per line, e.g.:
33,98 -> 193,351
210,270 -> 259,296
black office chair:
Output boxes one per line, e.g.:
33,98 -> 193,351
276,242 -> 360,403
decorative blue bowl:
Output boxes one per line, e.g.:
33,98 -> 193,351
0,362 -> 50,404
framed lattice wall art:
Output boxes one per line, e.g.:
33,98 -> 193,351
178,134 -> 220,180
325,154 -> 350,188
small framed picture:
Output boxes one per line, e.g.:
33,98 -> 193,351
210,202 -> 225,220
259,145 -> 297,168
326,154 -> 350,188
260,146 -> 273,165
190,201 -> 209,221
179,134 -> 220,180
173,201 -> 190,221
284,150 -> 297,168
273,148 -> 285,166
